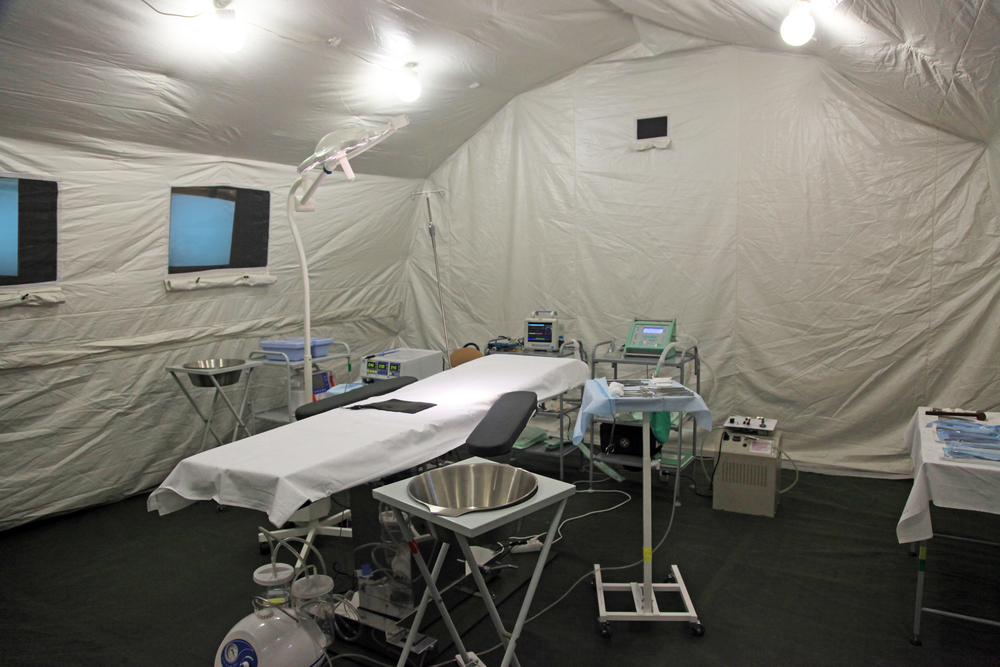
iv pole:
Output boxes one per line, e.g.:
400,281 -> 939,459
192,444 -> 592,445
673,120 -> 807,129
411,190 -> 450,365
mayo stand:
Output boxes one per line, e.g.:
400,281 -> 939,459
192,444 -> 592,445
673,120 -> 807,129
166,359 -> 263,452
572,378 -> 711,637
373,458 -> 574,667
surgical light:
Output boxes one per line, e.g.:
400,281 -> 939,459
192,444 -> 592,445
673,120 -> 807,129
287,116 -> 409,403
296,115 -> 409,180
396,63 -> 421,102
781,2 -> 815,46
213,3 -> 244,53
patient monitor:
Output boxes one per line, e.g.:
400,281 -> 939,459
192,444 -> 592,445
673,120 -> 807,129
524,310 -> 563,351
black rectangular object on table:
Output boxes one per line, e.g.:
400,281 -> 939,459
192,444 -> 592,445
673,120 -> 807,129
348,399 -> 436,414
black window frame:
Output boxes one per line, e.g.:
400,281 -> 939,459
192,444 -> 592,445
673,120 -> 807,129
167,185 -> 271,275
0,176 -> 59,288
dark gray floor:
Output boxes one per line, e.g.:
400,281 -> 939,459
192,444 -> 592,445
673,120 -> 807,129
2,456 -> 999,667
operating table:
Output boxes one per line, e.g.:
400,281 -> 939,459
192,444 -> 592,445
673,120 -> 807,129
147,354 -> 590,526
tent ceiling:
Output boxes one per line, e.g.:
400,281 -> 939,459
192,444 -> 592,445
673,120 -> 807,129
614,0 -> 1000,145
0,0 -> 997,179
0,0 -> 639,178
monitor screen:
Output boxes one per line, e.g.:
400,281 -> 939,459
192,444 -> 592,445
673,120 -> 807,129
168,185 -> 269,274
642,326 -> 665,334
527,321 -> 553,343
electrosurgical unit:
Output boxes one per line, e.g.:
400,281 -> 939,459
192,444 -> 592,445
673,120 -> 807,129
524,310 -> 563,351
359,348 -> 444,382
713,417 -> 782,518
624,318 -> 677,357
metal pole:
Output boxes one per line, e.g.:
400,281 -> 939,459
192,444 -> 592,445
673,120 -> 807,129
643,411 -> 653,614
912,541 -> 926,645
425,198 -> 452,360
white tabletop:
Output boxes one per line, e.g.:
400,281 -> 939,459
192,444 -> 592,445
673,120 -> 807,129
896,407 -> 1000,543
374,458 -> 575,538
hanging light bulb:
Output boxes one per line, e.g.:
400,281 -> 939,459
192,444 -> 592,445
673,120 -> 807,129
396,63 -> 421,102
214,6 -> 245,53
781,2 -> 815,46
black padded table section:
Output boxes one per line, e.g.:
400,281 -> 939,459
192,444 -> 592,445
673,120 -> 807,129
464,391 -> 538,458
294,376 -> 418,420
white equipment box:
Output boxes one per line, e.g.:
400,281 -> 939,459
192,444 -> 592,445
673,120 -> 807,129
712,428 -> 783,518
360,348 -> 444,382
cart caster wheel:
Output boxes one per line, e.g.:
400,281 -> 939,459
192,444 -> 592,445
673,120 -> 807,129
259,542 -> 271,555
665,573 -> 676,583
216,503 -> 227,513
590,578 -> 596,589
600,622 -> 612,638
689,622 -> 705,637
910,638 -> 922,647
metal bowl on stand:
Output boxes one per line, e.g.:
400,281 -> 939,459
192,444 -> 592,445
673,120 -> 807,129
183,358 -> 245,387
407,462 -> 538,518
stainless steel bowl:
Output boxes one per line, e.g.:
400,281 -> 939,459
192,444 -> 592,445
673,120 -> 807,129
182,358 -> 245,387
407,463 -> 538,517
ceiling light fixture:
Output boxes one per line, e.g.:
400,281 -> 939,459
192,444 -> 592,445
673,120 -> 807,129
781,1 -> 815,46
396,63 -> 421,102
213,0 -> 244,53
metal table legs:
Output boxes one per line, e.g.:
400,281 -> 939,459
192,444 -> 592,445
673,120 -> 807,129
911,536 -> 1000,645
390,498 -> 568,667
168,369 -> 255,452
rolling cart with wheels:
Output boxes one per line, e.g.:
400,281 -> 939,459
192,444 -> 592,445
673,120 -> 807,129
571,378 -> 712,638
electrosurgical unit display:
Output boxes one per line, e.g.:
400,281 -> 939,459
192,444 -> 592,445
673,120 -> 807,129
524,310 -> 563,351
360,348 -> 444,382
624,318 -> 677,357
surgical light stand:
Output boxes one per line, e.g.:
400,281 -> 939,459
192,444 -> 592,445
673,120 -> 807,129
287,115 -> 408,399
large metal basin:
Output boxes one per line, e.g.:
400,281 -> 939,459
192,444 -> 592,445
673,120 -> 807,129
182,358 -> 245,387
407,463 -> 538,517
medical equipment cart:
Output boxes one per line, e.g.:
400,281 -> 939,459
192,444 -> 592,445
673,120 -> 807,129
486,342 -> 586,479
248,341 -> 351,426
166,358 -> 263,452
572,379 -> 711,638
373,458 -> 574,667
587,339 -> 701,492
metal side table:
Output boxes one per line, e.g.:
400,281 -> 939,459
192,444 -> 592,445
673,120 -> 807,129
373,458 -> 574,667
167,358 -> 262,452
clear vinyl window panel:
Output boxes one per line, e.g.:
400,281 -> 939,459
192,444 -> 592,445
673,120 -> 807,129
0,176 -> 58,286
168,186 -> 270,274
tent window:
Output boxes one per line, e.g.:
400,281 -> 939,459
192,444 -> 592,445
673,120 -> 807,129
168,186 -> 270,274
0,177 -> 58,287
636,116 -> 668,140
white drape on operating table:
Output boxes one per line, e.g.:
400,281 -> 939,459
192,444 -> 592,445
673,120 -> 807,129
147,355 -> 589,527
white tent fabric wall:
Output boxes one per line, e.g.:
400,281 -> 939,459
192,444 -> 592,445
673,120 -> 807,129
0,137 -> 422,531
415,41 -> 1000,475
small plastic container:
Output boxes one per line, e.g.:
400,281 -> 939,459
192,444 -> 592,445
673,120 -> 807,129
292,573 -> 337,645
253,562 -> 295,607
260,337 -> 334,362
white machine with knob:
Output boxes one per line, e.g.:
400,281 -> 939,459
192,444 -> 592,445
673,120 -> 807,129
215,532 -> 335,667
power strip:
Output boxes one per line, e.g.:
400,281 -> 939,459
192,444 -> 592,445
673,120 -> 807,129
510,537 -> 543,554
